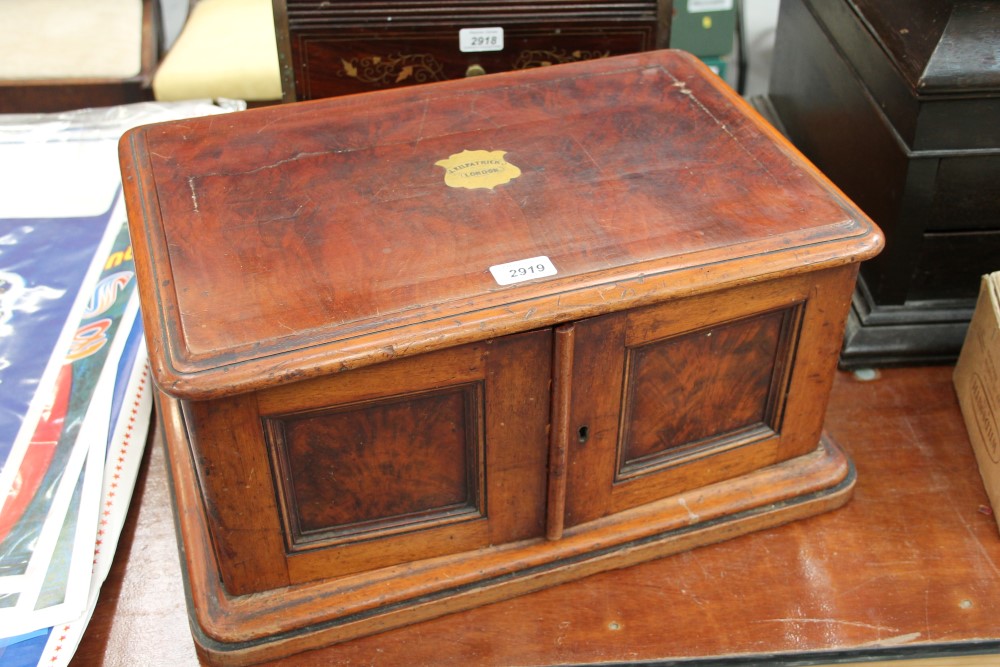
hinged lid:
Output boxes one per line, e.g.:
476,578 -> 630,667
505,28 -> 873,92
120,49 -> 881,399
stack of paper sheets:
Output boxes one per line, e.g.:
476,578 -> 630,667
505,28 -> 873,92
0,100 -> 242,666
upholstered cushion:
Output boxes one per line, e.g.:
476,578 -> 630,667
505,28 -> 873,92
153,0 -> 282,102
0,0 -> 142,79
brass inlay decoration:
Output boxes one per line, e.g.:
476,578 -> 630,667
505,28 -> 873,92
513,49 -> 611,69
340,54 -> 446,86
435,149 -> 522,190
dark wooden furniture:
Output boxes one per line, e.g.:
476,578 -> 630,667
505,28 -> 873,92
74,366 -> 1000,666
119,51 -> 881,665
271,0 -> 672,101
0,0 -> 159,113
759,0 -> 1000,368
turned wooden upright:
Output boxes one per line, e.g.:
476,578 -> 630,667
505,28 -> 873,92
119,50 -> 882,665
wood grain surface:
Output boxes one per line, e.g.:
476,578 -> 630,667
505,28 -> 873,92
73,365 -> 1000,665
120,50 -> 880,399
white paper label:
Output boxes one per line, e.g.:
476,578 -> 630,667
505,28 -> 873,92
687,0 -> 734,12
489,256 -> 557,286
460,27 -> 504,53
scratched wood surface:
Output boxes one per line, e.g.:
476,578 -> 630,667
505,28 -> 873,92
119,50 -> 880,400
73,365 -> 1000,666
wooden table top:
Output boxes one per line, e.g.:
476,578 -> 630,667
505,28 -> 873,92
74,365 -> 1000,666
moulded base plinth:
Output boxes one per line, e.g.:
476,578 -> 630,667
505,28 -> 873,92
160,392 -> 856,667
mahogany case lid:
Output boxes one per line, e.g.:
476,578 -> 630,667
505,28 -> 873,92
120,49 -> 882,399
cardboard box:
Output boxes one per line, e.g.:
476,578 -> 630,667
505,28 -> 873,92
954,272 -> 1000,531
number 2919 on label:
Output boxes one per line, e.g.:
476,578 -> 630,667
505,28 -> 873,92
489,256 -> 558,286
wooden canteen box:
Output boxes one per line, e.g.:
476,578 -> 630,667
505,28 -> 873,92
119,50 -> 882,665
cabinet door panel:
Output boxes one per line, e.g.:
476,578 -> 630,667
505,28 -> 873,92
274,332 -> 552,583
618,307 -> 794,478
190,331 -> 552,593
564,270 -> 853,528
266,383 -> 485,547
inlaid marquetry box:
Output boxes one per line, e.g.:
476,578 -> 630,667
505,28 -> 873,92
272,0 -> 671,101
119,50 -> 882,665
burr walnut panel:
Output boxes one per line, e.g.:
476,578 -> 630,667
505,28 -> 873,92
265,383 -> 485,550
560,270 -> 855,530
618,307 -> 799,479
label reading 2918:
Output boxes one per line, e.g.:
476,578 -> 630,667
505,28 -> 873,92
459,27 -> 505,53
489,256 -> 557,286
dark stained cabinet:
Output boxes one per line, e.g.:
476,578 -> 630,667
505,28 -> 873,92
761,0 -> 1000,367
272,0 -> 672,101
119,51 -> 882,665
